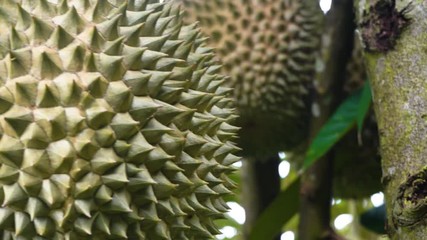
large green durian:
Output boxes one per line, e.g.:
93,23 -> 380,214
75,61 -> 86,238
174,0 -> 322,156
0,0 -> 239,239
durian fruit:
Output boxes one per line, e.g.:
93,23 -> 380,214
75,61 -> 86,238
0,0 -> 240,239
174,0 -> 323,156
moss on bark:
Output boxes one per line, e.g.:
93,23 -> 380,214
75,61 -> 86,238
358,0 -> 427,238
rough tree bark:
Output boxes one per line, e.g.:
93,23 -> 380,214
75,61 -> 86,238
356,0 -> 427,238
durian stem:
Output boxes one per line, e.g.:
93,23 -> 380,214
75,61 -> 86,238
298,0 -> 355,239
242,154 -> 281,240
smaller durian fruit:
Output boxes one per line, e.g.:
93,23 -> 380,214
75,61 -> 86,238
175,0 -> 323,156
0,0 -> 240,239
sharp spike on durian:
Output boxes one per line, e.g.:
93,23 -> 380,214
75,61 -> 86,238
14,211 -> 34,236
74,173 -> 101,198
2,105 -> 32,137
204,172 -> 223,185
103,191 -> 132,213
73,129 -> 99,160
21,149 -> 52,178
159,133 -> 185,155
18,171 -> 43,196
83,52 -> 98,72
114,140 -> 131,157
78,73 -> 108,98
105,81 -> 133,112
0,87 -> 14,114
91,148 -> 121,174
96,14 -> 121,41
74,216 -> 95,236
20,123 -> 50,149
3,183 -> 27,207
74,199 -> 93,218
186,215 -> 213,238
134,185 -> 158,205
32,0 -> 56,17
32,49 -> 63,80
178,197 -> 195,214
129,96 -> 159,124
94,126 -> 116,147
103,37 -> 125,55
119,23 -> 144,46
47,26 -> 74,49
94,213 -> 111,235
8,27 -> 28,50
127,166 -> 157,192
0,165 -> 19,185
86,101 -> 115,130
101,164 -> 129,189
194,184 -> 218,196
10,78 -> 36,102
161,161 -> 183,175
122,47 -> 145,71
59,43 -> 86,71
95,185 -> 113,205
0,135 -> 25,168
26,197 -> 49,220
53,74 -> 83,106
33,217 -> 54,237
78,26 -> 106,52
106,1 -> 128,20
26,16 -> 54,45
140,35 -> 170,51
140,51 -> 169,71
39,180 -> 66,208
33,107 -> 67,141
0,208 -> 15,229
151,172 -> 177,199
145,147 -> 174,172
141,118 -> 173,144
65,108 -> 86,136
157,199 -> 175,216
97,53 -> 126,81
169,197 -> 187,216
110,113 -> 139,139
167,171 -> 193,189
15,4 -> 32,30
52,6 -> 86,35
127,132 -> 155,164
151,221 -> 171,240
36,81 -> 60,107
46,142 -> 75,173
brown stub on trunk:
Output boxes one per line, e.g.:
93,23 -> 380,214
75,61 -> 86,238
392,167 -> 427,228
360,0 -> 411,52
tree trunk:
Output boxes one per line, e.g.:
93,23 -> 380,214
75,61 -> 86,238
356,0 -> 427,238
298,0 -> 354,239
242,155 -> 281,240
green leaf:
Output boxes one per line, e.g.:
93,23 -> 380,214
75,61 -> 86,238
357,81 -> 372,132
303,88 -> 363,169
249,88 -> 368,240
249,177 -> 300,240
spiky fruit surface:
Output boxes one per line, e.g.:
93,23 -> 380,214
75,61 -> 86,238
174,0 -> 322,156
0,0 -> 239,239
